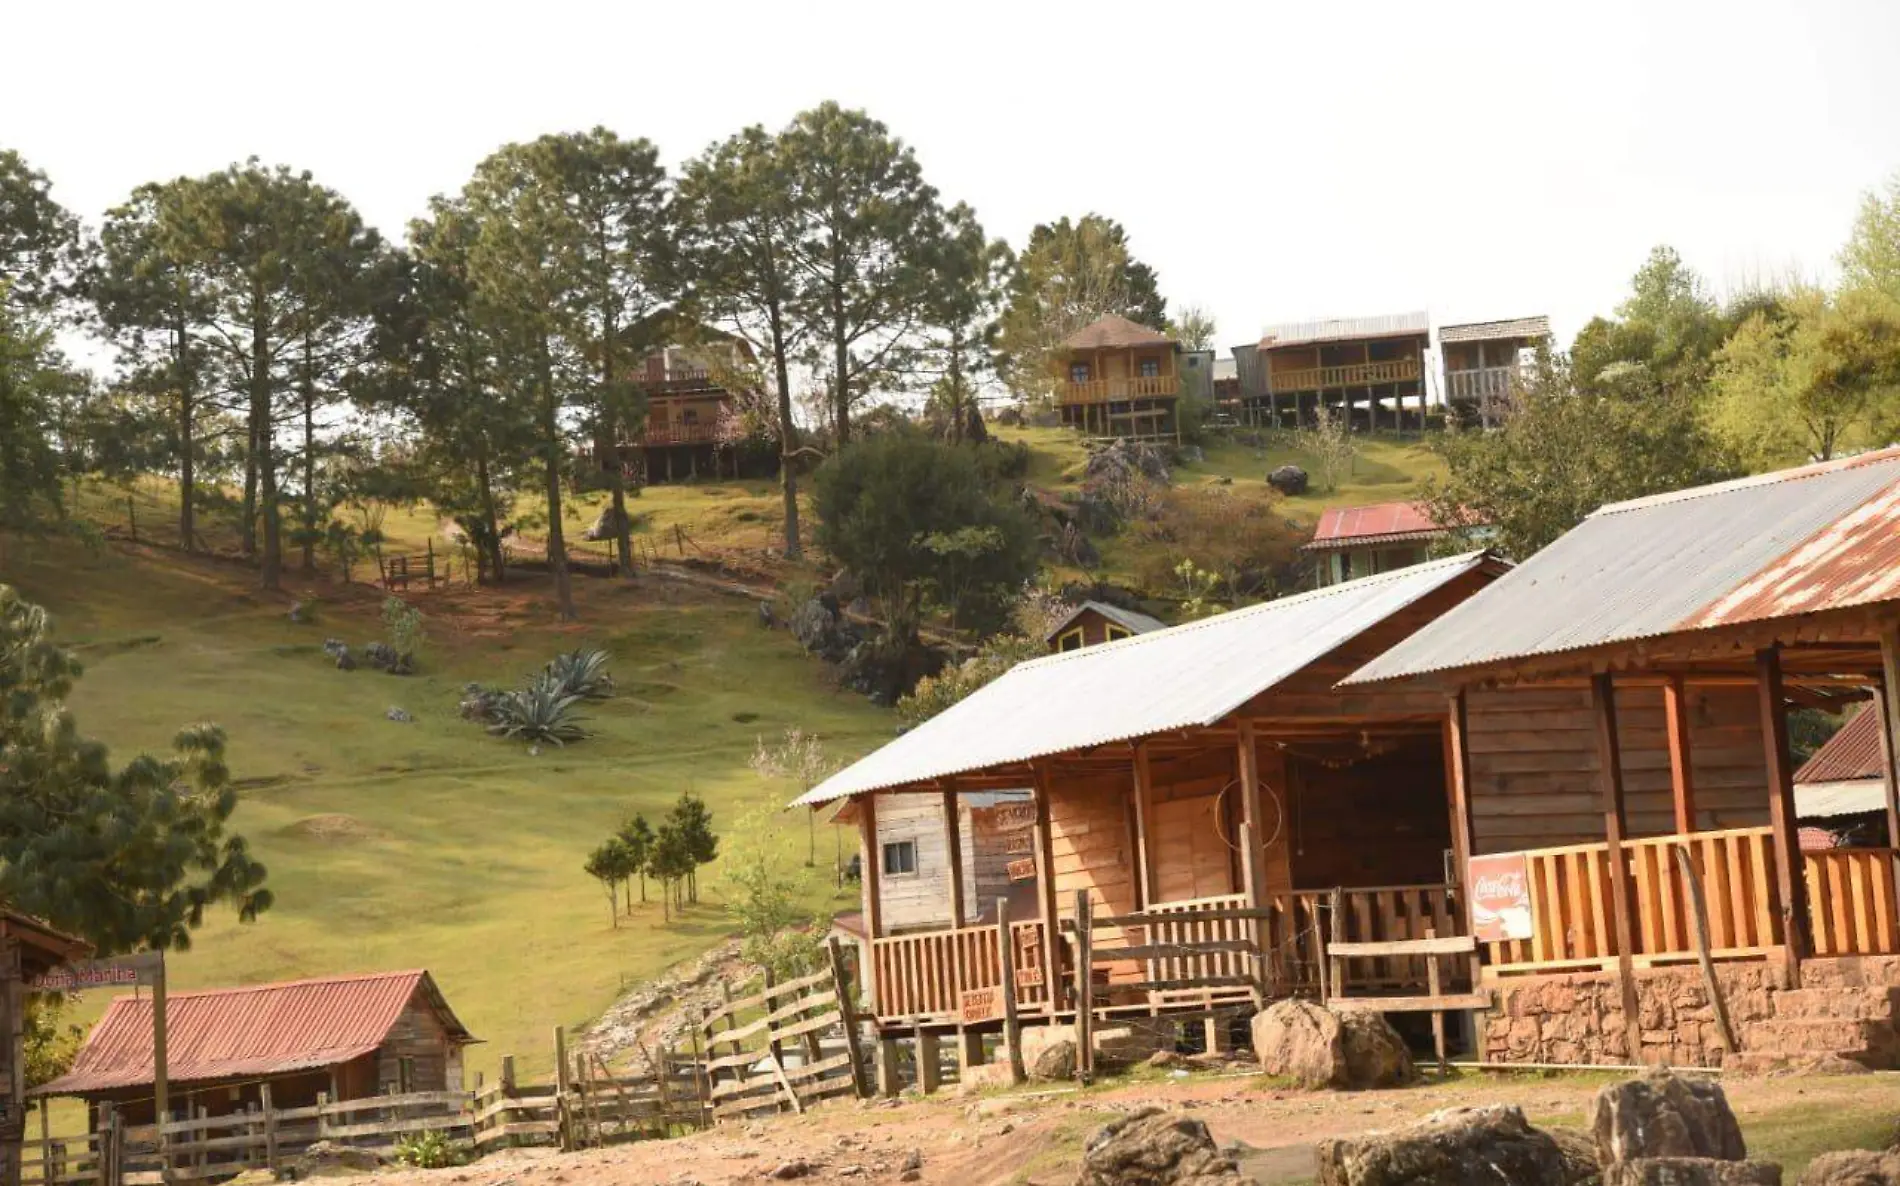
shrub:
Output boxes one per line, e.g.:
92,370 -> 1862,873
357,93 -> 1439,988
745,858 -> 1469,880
381,596 -> 425,664
488,676 -> 590,746
544,647 -> 614,700
1130,485 -> 1305,606
393,1131 -> 462,1169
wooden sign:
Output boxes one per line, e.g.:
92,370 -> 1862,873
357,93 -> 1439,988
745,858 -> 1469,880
28,951 -> 163,992
1468,853 -> 1534,942
959,987 -> 1000,1024
989,802 -> 1038,830
1017,965 -> 1044,988
1006,857 -> 1037,882
1004,833 -> 1033,855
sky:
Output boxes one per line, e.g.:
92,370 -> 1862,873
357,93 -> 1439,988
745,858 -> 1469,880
9,0 -> 1898,362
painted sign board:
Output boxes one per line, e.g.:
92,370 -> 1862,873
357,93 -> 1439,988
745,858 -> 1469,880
27,951 -> 164,992
1006,857 -> 1037,882
1468,853 -> 1534,942
960,987 -> 999,1024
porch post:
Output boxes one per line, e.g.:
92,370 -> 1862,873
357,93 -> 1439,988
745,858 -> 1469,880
1132,743 -> 1157,908
941,781 -> 966,928
857,795 -> 883,941
1591,672 -> 1644,1059
1236,721 -> 1271,1000
1757,646 -> 1812,973
1442,691 -> 1477,931
1030,762 -> 1062,1012
1879,625 -> 1900,852
1664,675 -> 1698,834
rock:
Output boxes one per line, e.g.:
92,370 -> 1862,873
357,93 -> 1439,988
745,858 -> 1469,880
1339,1013 -> 1418,1089
1077,1107 -> 1254,1186
1031,1037 -> 1077,1082
323,638 -> 355,670
1267,465 -> 1309,496
974,1097 -> 1023,1119
289,600 -> 314,624
959,1061 -> 1017,1093
1175,445 -> 1207,465
1548,1127 -> 1603,1185
767,1161 -> 810,1181
334,649 -> 357,671
1603,1160 -> 1781,1186
902,1150 -> 924,1172
789,596 -> 858,662
1315,1105 -> 1575,1186
285,1139 -> 385,1178
1084,439 -> 1172,487
1798,1150 -> 1900,1184
1147,1050 -> 1185,1069
385,706 -> 413,723
582,505 -> 628,542
757,601 -> 777,629
1590,1071 -> 1747,1164
459,683 -> 508,724
1251,1000 -> 1342,1089
901,1173 -> 922,1184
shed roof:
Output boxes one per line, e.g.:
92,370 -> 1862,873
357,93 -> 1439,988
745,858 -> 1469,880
1,910 -> 91,973
1796,779 -> 1887,820
1063,314 -> 1175,351
1043,600 -> 1169,642
795,552 -> 1498,807
1304,502 -> 1450,551
1797,708 -> 1886,786
1438,316 -> 1551,344
1259,312 -> 1429,350
35,970 -> 475,1097
1346,448 -> 1900,685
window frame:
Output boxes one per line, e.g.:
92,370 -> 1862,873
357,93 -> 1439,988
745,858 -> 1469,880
1054,627 -> 1086,653
1104,624 -> 1132,642
882,839 -> 919,878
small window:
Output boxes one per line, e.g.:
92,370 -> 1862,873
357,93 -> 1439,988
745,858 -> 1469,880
882,840 -> 918,876
1055,628 -> 1085,653
682,407 -> 699,424
1139,359 -> 1160,378
1070,362 -> 1091,383
1104,625 -> 1132,642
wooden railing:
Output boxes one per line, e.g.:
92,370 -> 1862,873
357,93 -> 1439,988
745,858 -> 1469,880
1142,893 -> 1260,1005
1445,366 -> 1518,403
641,420 -> 723,446
1807,847 -> 1900,957
1060,375 -> 1179,405
870,920 -> 1050,1023
1320,884 -> 1465,992
1270,357 -> 1421,392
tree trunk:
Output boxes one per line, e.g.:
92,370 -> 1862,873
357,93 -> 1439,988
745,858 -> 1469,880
475,447 -> 505,584
770,311 -> 802,559
300,335 -> 317,575
539,336 -> 576,620
253,293 -> 281,591
832,284 -> 850,444
601,312 -> 635,581
242,416 -> 258,557
174,308 -> 196,553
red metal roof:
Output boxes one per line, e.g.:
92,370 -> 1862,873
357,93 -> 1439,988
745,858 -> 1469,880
35,970 -> 474,1096
1797,708 -> 1887,785
1309,501 -> 1443,546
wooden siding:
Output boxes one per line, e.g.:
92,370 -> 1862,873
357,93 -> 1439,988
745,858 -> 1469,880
1465,684 -> 1771,852
374,995 -> 460,1094
1045,770 -> 1142,982
873,792 -> 1021,932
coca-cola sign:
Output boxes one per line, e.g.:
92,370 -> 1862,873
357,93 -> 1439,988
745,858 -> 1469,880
1468,853 -> 1534,942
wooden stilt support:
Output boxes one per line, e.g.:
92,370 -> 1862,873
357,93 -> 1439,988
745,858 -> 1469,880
915,1030 -> 942,1096
876,1037 -> 902,1098
1591,672 -> 1645,1062
1758,647 -> 1812,977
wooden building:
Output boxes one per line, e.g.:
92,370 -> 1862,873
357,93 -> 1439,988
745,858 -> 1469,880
1044,601 -> 1167,653
1248,313 -> 1430,432
601,339 -> 758,484
1304,502 -> 1487,589
1794,708 -> 1891,847
1057,315 -> 1181,442
1346,447 -> 1900,1070
35,970 -> 477,1127
793,553 -> 1509,1059
1438,316 -> 1550,428
2,911 -> 89,1179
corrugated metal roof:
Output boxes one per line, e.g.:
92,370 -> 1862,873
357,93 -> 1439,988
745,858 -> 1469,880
1063,314 -> 1175,351
1307,501 -> 1441,545
1438,316 -> 1551,344
1797,708 -> 1887,785
1795,779 -> 1887,820
35,970 -> 475,1096
795,553 -> 1495,807
1259,312 -> 1429,350
1346,448 -> 1900,685
1043,600 -> 1169,641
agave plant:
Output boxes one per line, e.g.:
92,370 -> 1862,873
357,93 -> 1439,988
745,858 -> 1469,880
488,675 -> 590,746
544,647 -> 615,700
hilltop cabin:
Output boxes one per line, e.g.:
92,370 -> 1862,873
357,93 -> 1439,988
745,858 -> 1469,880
1057,315 -> 1181,443
2,911 -> 90,1170
1246,313 -> 1430,432
1045,601 -> 1167,653
794,552 -> 1510,1070
35,970 -> 478,1128
833,791 -> 1037,942
600,340 -> 755,484
1438,316 -> 1550,428
1345,446 -> 1900,1071
1795,708 -> 1892,848
1304,502 -> 1478,589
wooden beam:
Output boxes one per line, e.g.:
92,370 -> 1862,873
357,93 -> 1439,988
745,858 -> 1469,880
1236,721 -> 1270,1000
1757,647 -> 1811,971
940,782 -> 965,929
857,796 -> 882,941
1132,743 -> 1157,909
1664,675 -> 1698,834
1030,762 -> 1062,1012
1591,672 -> 1644,1059
1442,692 -> 1477,931
1877,625 -> 1900,923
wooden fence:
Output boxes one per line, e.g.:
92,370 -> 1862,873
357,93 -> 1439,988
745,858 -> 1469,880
697,938 -> 869,1121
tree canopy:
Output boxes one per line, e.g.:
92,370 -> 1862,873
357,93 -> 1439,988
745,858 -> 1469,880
995,214 -> 1166,401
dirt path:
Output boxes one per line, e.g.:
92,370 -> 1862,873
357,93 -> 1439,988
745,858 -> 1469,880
368,1069 -> 1900,1186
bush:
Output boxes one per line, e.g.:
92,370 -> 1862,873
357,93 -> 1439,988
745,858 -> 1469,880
1130,485 -> 1305,606
381,596 -> 425,665
544,647 -> 614,700
488,676 -> 590,746
393,1131 -> 462,1169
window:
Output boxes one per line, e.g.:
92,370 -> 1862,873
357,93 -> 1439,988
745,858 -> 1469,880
398,1056 -> 416,1094
882,840 -> 918,876
1104,625 -> 1132,642
1139,358 -> 1160,378
682,407 -> 699,424
1055,628 -> 1085,653
1070,362 -> 1091,383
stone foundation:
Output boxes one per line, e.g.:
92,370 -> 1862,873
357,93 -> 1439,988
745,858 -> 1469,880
1484,955 -> 1900,1069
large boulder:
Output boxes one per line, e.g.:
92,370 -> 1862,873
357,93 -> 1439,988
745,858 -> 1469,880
1603,1161 -> 1780,1186
1077,1107 -> 1254,1186
1799,1151 -> 1900,1185
1251,1001 -> 1415,1090
283,1140 -> 384,1179
1030,1037 -> 1077,1083
1316,1105 -> 1583,1186
1590,1071 -> 1747,1165
789,595 -> 858,662
1267,465 -> 1309,495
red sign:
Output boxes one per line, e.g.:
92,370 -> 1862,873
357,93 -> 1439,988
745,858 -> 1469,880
960,988 -> 999,1024
1468,853 -> 1534,942
1006,857 -> 1037,882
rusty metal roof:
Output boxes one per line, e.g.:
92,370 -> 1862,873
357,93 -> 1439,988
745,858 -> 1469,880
795,552 -> 1498,807
1259,312 -> 1429,350
1797,708 -> 1887,785
1438,316 -> 1551,344
1062,314 -> 1175,351
1305,501 -> 1443,548
34,970 -> 475,1097
1346,447 -> 1900,684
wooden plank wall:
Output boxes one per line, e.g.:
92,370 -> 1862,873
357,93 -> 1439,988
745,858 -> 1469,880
1465,684 -> 1770,851
1146,748 -> 1241,904
1047,770 -> 1142,983
1287,736 -> 1450,889
874,792 -> 1015,931
373,996 -> 459,1093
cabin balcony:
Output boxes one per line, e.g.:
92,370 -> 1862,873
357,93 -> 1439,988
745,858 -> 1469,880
1271,357 -> 1421,393
1445,365 -> 1520,405
1060,375 -> 1179,406
640,420 -> 723,446
635,367 -> 722,395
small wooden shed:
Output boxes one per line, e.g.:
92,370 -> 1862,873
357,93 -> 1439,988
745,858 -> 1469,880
1,910 -> 90,1169
1044,602 -> 1167,653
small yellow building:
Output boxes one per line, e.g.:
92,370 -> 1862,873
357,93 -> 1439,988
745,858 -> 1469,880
1057,315 -> 1180,442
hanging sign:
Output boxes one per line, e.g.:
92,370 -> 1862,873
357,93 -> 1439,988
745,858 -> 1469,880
27,951 -> 163,992
1468,853 -> 1534,942
960,987 -> 1000,1024
1006,857 -> 1038,882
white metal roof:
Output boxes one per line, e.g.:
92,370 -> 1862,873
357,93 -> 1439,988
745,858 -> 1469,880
1795,779 -> 1888,820
794,553 -> 1493,807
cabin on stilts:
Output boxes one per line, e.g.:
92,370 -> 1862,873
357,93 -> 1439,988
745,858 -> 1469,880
796,552 -> 1509,1073
1247,313 -> 1430,432
1056,315 -> 1182,443
1438,316 -> 1549,429
1345,446 -> 1900,1071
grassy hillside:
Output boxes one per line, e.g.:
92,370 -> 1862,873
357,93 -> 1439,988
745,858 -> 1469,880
6,535 -> 892,1083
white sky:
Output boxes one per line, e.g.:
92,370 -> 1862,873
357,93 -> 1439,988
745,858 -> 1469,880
10,0 -> 1898,358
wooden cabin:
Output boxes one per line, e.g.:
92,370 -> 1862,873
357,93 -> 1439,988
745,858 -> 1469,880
1,911 -> 89,1174
793,553 -> 1509,1069
1249,313 -> 1430,432
1044,601 -> 1167,653
1057,315 -> 1181,442
1438,316 -> 1550,428
1345,446 -> 1900,1070
35,970 -> 477,1127
599,339 -> 758,484
1304,502 -> 1485,589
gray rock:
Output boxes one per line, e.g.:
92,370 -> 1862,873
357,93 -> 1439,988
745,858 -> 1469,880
1030,1037 -> 1077,1083
1590,1071 -> 1747,1165
1798,1151 -> 1900,1185
1549,1127 -> 1604,1186
1175,445 -> 1206,465
333,649 -> 357,671
288,600 -> 314,624
1338,1012 -> 1418,1089
767,1160 -> 810,1181
1316,1105 -> 1576,1186
1252,999 -> 1342,1089
1077,1107 -> 1253,1186
789,597 -> 856,662
757,600 -> 777,629
1603,1160 -> 1780,1186
1267,465 -> 1309,495
385,706 -> 413,723
284,1139 -> 384,1178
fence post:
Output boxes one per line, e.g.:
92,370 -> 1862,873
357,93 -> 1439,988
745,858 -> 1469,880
261,1081 -> 277,1172
315,1092 -> 329,1142
553,1028 -> 572,1152
1071,890 -> 1094,1084
719,983 -> 748,1085
1327,888 -> 1347,1003
995,898 -> 1025,1085
826,937 -> 872,1099
687,1024 -> 711,1129
762,967 -> 785,1077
